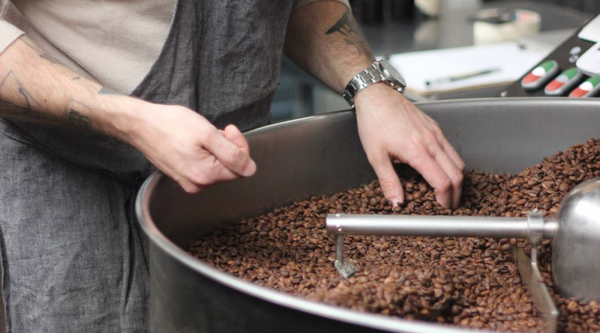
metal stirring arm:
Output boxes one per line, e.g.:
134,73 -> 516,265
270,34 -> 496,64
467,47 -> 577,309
327,212 -> 558,278
515,247 -> 558,333
327,211 -> 559,333
326,213 -> 558,239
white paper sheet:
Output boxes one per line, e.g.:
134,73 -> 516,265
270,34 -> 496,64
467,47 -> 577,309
389,42 -> 550,96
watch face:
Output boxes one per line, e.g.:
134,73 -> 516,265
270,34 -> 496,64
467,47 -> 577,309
380,59 -> 407,87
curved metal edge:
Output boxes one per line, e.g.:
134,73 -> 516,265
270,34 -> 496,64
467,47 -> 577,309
245,97 -> 600,138
412,96 -> 600,108
135,172 -> 491,333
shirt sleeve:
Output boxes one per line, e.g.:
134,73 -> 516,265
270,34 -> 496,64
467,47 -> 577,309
0,20 -> 23,55
293,0 -> 350,11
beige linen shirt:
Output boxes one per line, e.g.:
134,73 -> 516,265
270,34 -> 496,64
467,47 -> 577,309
0,0 -> 349,94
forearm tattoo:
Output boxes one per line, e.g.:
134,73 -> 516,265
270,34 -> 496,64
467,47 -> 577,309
326,8 -> 375,60
97,86 -> 119,95
22,38 -> 60,65
0,70 -> 40,113
0,37 -> 94,128
66,99 -> 92,128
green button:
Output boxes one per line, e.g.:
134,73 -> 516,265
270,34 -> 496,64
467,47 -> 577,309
586,76 -> 600,87
540,60 -> 557,71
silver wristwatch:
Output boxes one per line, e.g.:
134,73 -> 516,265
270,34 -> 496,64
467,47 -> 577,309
342,59 -> 406,108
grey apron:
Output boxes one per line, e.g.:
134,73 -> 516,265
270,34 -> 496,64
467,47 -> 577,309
0,0 -> 295,331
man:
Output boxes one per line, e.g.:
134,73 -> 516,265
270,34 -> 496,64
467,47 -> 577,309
0,0 -> 464,331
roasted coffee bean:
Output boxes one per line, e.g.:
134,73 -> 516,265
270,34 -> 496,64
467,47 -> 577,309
190,139 -> 600,333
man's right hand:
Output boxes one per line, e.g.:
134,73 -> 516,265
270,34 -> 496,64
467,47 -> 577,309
126,104 -> 256,193
0,36 -> 256,194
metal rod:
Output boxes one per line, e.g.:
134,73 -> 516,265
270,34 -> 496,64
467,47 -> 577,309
335,234 -> 344,263
515,247 -> 558,333
334,234 -> 357,278
326,214 -> 558,239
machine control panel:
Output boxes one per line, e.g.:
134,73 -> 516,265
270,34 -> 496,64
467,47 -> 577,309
502,16 -> 599,98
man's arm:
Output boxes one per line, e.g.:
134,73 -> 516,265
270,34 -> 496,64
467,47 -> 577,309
284,1 -> 465,209
0,36 -> 256,192
284,2 -> 373,93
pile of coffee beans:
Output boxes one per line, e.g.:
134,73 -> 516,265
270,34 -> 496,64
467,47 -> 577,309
190,138 -> 600,332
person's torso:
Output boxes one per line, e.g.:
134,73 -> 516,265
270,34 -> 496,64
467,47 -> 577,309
0,0 -> 296,182
7,0 -> 175,94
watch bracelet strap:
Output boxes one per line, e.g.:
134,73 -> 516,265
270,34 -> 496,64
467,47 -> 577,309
343,63 -> 386,108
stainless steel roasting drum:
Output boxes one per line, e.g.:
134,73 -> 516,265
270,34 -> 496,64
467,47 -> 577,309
136,98 -> 600,333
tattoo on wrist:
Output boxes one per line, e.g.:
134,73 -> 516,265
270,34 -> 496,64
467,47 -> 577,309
0,70 -> 40,112
66,99 -> 92,129
326,8 -> 374,60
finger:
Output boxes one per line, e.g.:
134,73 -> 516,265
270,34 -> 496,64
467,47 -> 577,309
223,125 -> 255,174
203,131 -> 256,177
188,158 -> 240,187
369,153 -> 404,207
223,124 -> 251,156
407,151 -> 452,209
209,159 -> 241,182
179,179 -> 203,194
429,145 -> 464,209
435,133 -> 465,172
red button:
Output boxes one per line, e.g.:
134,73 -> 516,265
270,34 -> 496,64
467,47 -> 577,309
569,87 -> 587,98
522,72 -> 539,84
545,80 -> 564,92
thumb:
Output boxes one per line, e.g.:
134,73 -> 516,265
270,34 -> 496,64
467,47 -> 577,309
223,125 -> 250,155
220,124 -> 255,175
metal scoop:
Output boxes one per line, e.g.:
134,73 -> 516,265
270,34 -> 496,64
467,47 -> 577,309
326,178 -> 600,333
